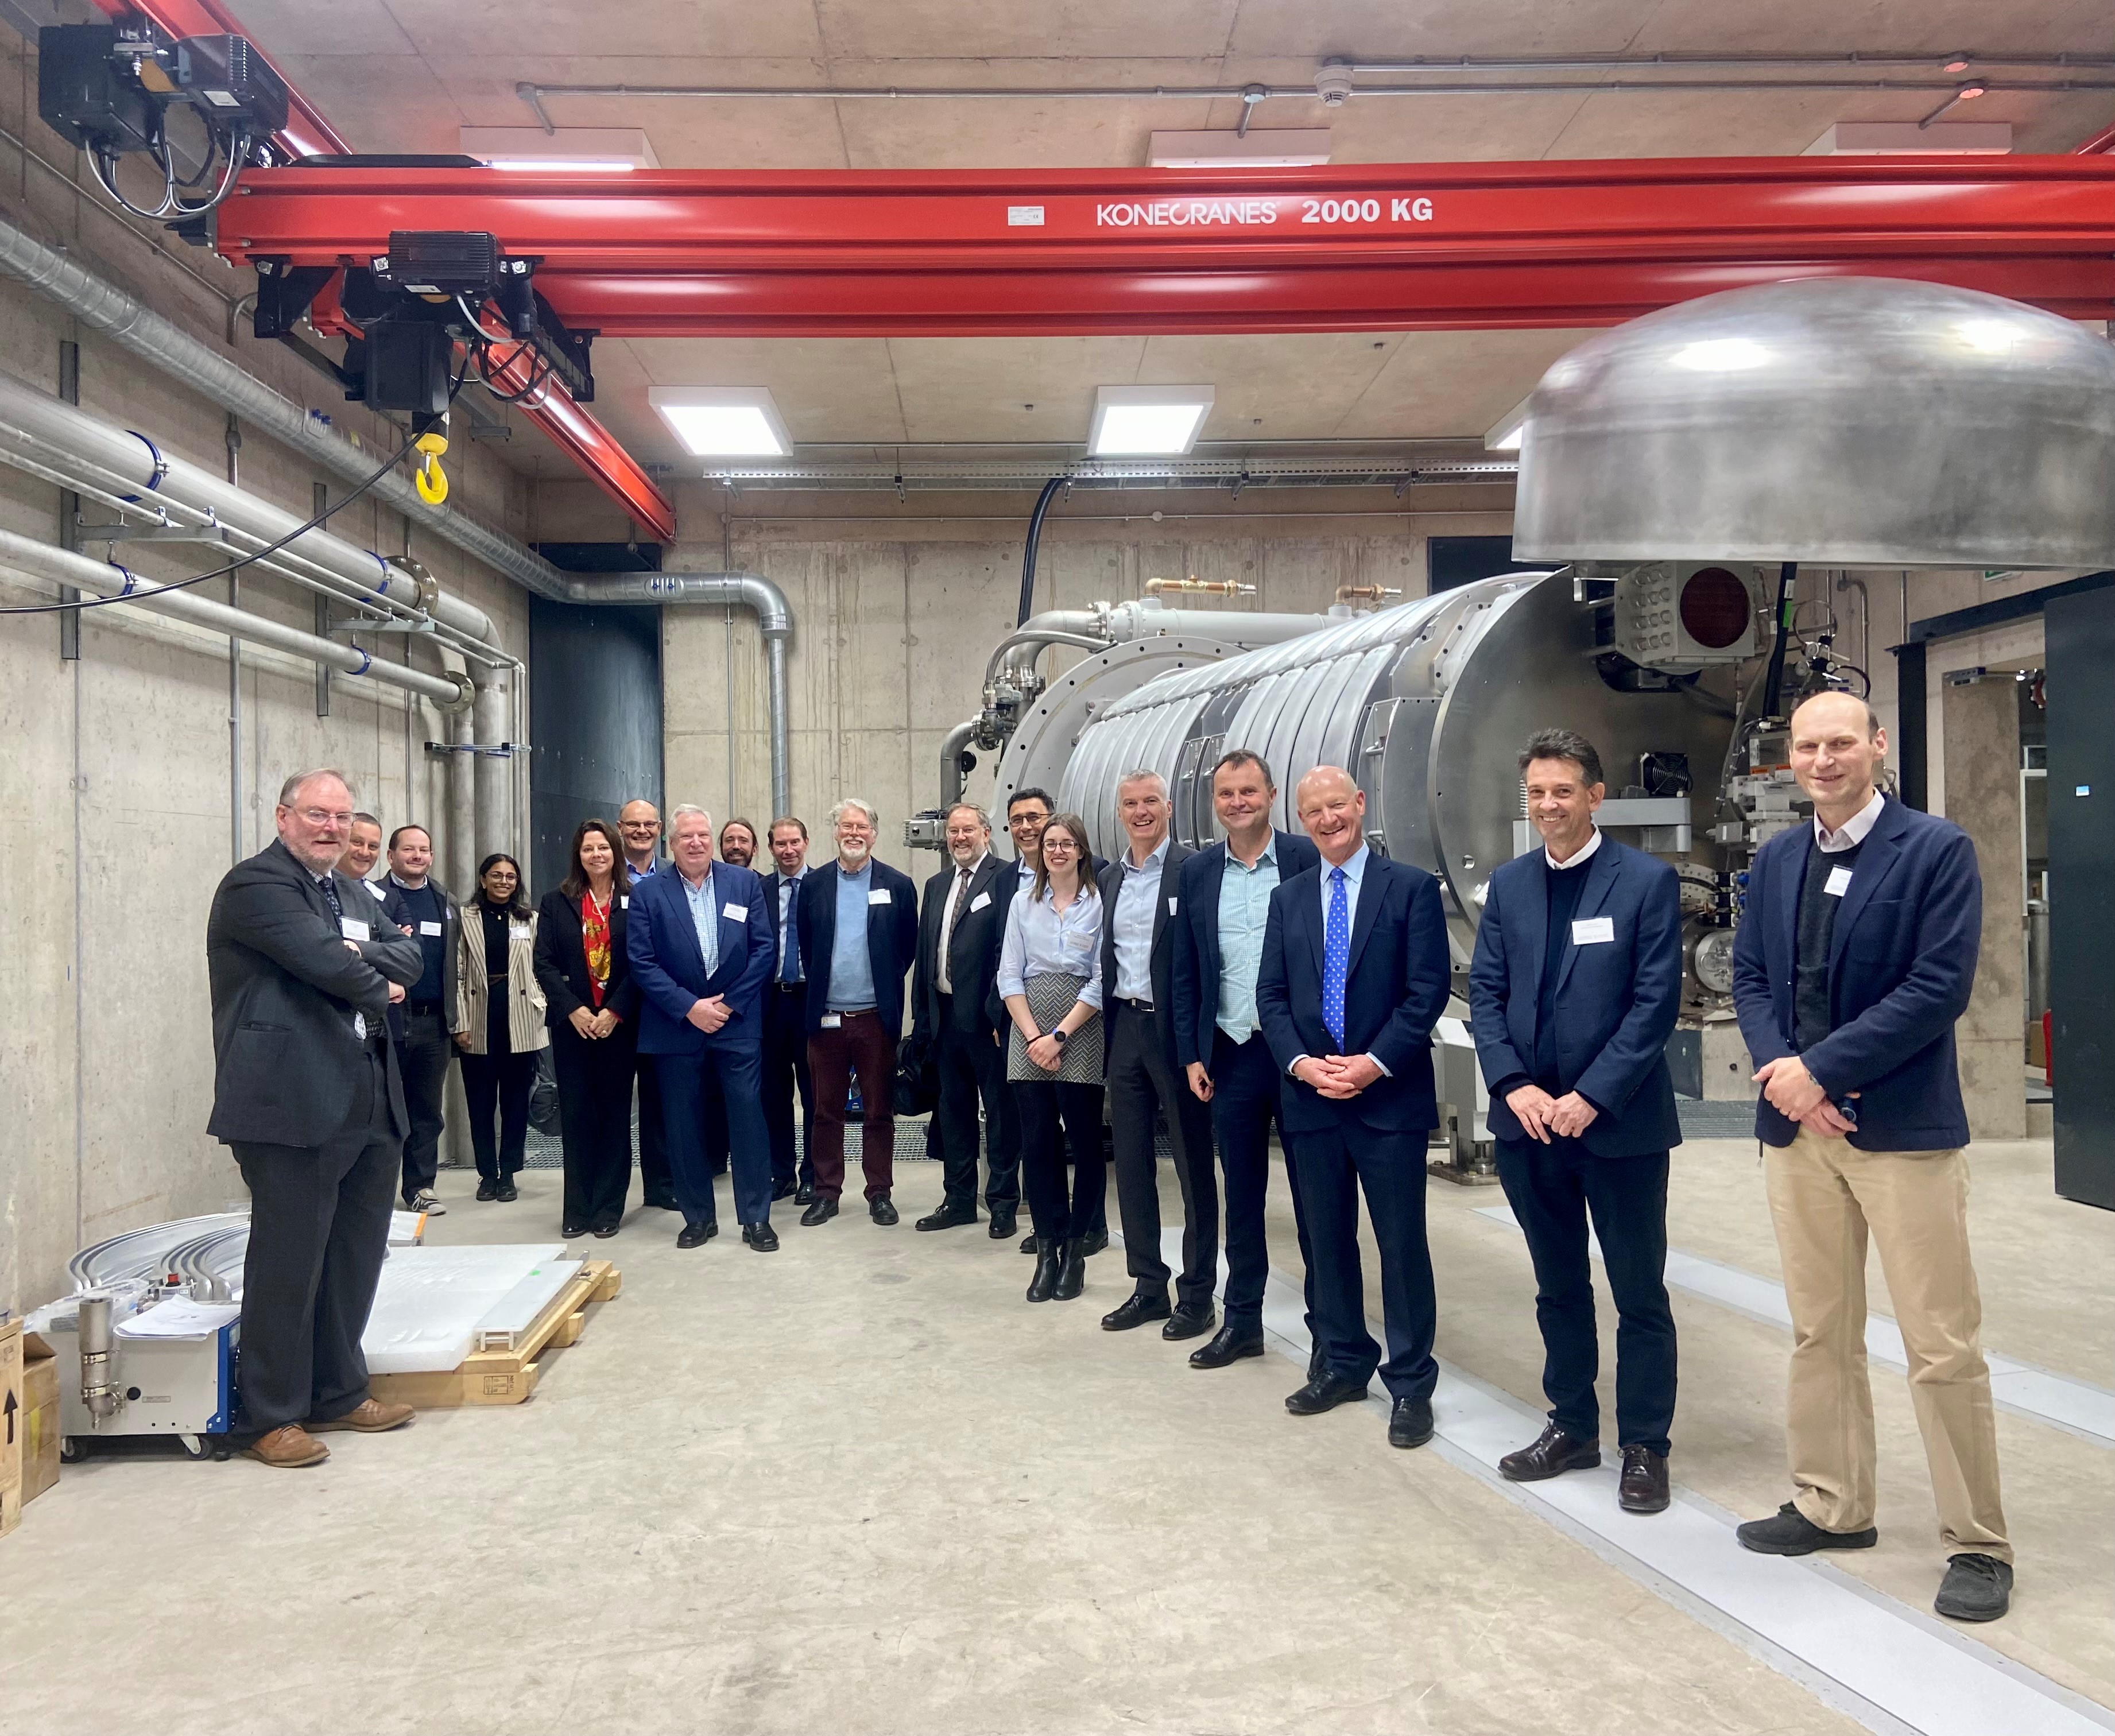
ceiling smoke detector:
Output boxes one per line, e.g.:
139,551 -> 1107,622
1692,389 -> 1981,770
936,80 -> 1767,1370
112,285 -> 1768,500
1314,60 -> 1357,107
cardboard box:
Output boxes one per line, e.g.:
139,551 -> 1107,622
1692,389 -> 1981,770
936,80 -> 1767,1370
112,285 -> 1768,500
22,1332 -> 59,1504
0,1315 -> 21,1539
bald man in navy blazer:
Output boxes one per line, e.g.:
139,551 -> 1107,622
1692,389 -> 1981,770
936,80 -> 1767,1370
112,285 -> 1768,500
1470,728 -> 1683,1517
1257,765 -> 1452,1451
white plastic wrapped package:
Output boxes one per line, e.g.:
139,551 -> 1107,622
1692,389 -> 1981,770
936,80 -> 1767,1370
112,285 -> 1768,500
360,1243 -> 571,1374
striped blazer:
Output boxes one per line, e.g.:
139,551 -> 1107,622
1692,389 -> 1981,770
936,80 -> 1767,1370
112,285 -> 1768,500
451,902 -> 551,1056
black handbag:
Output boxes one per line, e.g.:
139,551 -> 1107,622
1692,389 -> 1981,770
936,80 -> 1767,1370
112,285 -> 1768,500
895,1028 -> 940,1117
528,1045 -> 563,1135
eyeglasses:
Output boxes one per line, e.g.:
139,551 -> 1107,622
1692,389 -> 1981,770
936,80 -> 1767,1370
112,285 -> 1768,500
1041,838 -> 1078,854
290,807 -> 352,827
1007,814 -> 1046,828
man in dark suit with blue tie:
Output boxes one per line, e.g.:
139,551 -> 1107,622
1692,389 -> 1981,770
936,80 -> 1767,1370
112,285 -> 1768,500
1469,728 -> 1683,1515
1171,749 -> 1320,1371
626,803 -> 780,1250
761,816 -> 817,1203
1257,765 -> 1452,1449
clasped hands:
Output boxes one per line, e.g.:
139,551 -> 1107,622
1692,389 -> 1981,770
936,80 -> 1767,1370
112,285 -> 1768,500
568,1006 -> 622,1040
1292,1053 -> 1384,1099
685,995 -> 733,1034
1505,1083 -> 1599,1142
1752,1053 -> 1857,1137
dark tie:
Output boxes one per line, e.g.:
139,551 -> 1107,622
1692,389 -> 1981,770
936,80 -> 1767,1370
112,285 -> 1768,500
317,873 -> 344,924
940,866 -> 973,967
778,880 -> 801,983
1322,866 -> 1349,1051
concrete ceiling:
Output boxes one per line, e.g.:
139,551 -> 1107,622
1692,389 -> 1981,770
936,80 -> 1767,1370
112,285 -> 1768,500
216,0 -> 2115,477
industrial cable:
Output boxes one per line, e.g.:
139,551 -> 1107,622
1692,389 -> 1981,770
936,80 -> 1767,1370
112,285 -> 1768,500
1017,475 -> 1066,626
0,361 -> 464,615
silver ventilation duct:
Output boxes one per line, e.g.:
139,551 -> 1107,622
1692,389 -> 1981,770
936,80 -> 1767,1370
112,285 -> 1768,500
1512,277 -> 2115,570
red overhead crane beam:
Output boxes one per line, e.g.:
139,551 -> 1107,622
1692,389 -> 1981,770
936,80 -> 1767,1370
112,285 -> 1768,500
214,157 -> 2115,336
94,0 -> 676,539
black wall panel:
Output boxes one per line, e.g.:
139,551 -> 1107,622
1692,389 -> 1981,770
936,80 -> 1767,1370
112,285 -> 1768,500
527,598 -> 663,896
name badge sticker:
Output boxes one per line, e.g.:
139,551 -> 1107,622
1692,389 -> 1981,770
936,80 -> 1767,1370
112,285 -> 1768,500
969,890 -> 992,913
869,888 -> 893,905
820,1013 -> 843,1030
722,900 -> 748,921
1571,916 -> 1615,946
619,896 -> 630,909
340,917 -> 371,941
418,920 -> 444,937
511,922 -> 532,939
1167,896 -> 1179,914
1825,866 -> 1854,897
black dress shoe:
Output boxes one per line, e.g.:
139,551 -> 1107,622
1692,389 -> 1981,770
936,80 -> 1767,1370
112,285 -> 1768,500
1736,1502 -> 1878,1555
1101,1292 -> 1172,1332
1020,1231 -> 1038,1254
1306,1342 -> 1326,1385
591,1223 -> 620,1239
743,1222 -> 780,1252
1500,1423 -> 1602,1483
793,1182 -> 816,1206
987,1209 -> 1016,1239
1285,1371 -> 1370,1415
869,1194 -> 900,1226
771,1178 -> 797,1202
801,1196 -> 839,1227
1080,1227 -> 1108,1257
562,1220 -> 587,1238
1388,1395 -> 1435,1449
915,1202 -> 979,1231
1053,1238 -> 1086,1300
1025,1238 -> 1062,1303
676,1220 -> 716,1249
475,1177 -> 499,1201
495,1178 -> 519,1203
1190,1326 -> 1265,1370
1162,1303 -> 1216,1342
1935,1553 -> 2013,1622
1618,1445 -> 1670,1514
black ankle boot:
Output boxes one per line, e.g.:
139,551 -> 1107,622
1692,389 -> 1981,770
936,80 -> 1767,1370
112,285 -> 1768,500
1053,1237 -> 1087,1300
1026,1238 -> 1062,1303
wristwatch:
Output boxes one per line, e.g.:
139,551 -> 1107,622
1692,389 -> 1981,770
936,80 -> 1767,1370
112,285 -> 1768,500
1049,1026 -> 1069,1047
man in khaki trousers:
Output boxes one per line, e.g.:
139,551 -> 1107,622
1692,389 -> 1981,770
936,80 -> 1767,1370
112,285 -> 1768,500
1730,691 -> 2011,1623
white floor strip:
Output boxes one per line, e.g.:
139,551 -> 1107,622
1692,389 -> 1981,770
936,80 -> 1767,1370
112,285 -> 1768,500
1135,1226 -> 2113,1736
1471,1203 -> 2115,1448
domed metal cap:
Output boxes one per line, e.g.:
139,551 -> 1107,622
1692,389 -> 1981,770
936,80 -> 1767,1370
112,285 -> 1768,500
1511,277 -> 2115,569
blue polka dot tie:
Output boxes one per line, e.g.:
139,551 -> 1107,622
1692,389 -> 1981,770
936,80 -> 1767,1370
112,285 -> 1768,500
1323,865 -> 1348,1052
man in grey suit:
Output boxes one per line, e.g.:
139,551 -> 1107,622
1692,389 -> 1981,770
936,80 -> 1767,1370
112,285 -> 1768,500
206,769 -> 425,1469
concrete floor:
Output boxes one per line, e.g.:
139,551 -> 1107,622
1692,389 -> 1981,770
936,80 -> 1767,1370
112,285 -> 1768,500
4,1135 -> 2110,1735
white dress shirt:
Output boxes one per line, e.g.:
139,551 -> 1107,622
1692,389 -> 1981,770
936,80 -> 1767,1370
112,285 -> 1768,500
774,866 -> 806,978
935,851 -> 989,995
1297,844 -> 1388,1078
1111,836 -> 1168,1002
1545,826 -> 1603,873
1815,787 -> 1884,852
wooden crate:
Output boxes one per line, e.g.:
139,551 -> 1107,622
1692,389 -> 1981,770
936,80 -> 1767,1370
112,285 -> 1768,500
370,1261 -> 620,1409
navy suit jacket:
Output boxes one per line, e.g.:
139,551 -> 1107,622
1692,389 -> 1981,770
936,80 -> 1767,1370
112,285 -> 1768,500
1170,830 -> 1320,1070
1731,795 -> 1979,1151
1467,837 -> 1683,1158
626,860 -> 776,1056
1256,853 -> 1453,1135
795,857 -> 921,1041
1097,839 -> 1196,1062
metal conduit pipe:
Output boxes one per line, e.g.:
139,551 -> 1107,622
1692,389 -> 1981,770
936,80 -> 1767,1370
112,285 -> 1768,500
472,670 -> 513,867
0,215 -> 799,821
0,527 -> 471,708
0,368 -> 498,645
937,717 -> 979,815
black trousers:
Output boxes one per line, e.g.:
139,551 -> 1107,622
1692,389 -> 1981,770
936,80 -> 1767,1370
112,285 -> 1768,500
552,1020 -> 638,1229
656,1041 -> 774,1227
934,1006 -> 1019,1212
1211,1029 -> 1318,1335
1497,1136 -> 1678,1455
395,1008 -> 451,1200
635,1053 -> 676,1204
459,1047 -> 537,1179
1016,1078 -> 1106,1241
1105,1001 -> 1220,1311
1291,1122 -> 1438,1402
763,982 -> 816,1191
230,1045 -> 398,1435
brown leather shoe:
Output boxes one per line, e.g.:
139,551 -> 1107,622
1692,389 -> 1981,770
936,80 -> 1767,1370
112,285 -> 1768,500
242,1424 -> 330,1467
1499,1423 -> 1601,1482
1618,1444 -> 1671,1514
306,1397 -> 415,1434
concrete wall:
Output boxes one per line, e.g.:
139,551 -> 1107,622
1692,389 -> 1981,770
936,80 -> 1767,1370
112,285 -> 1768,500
0,36 -> 534,1311
1942,676 -> 2028,1138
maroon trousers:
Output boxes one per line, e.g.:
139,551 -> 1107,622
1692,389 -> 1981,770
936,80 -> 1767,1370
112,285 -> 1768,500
808,1009 -> 896,1200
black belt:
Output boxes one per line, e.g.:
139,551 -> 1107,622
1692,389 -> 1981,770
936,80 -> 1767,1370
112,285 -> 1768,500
1114,994 -> 1156,1014
775,981 -> 805,993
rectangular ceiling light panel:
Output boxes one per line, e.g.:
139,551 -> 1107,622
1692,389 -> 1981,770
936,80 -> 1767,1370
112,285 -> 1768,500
649,387 -> 793,457
460,126 -> 660,170
1148,129 -> 1332,168
1089,385 -> 1215,455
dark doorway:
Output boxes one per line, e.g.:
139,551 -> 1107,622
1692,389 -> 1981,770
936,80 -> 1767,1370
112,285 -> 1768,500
1428,534 -> 1517,592
528,597 -> 664,896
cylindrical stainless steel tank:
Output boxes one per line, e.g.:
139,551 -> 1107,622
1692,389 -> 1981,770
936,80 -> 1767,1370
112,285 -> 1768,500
1512,277 -> 2115,570
1051,572 -> 1733,963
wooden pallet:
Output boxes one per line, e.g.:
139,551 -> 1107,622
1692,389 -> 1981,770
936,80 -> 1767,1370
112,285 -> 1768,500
370,1261 -> 621,1409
